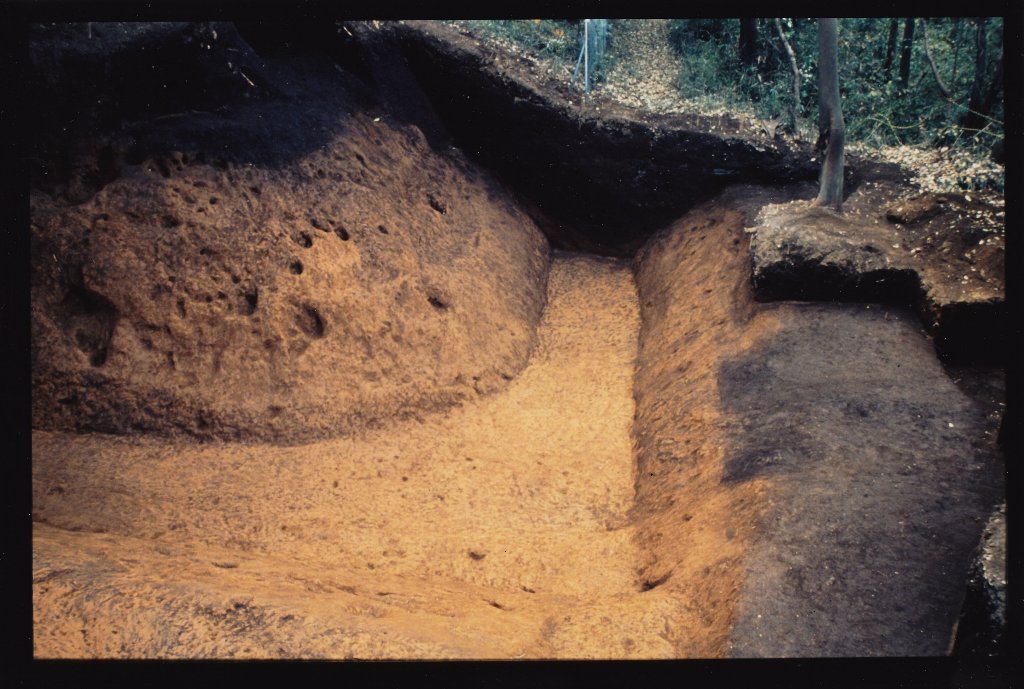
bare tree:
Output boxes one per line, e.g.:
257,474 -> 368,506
739,18 -> 758,65
951,19 -> 963,82
921,18 -> 952,99
979,56 -> 1003,120
774,18 -> 801,136
967,17 -> 989,114
962,17 -> 1003,132
883,18 -> 899,79
814,18 -> 845,210
898,17 -> 914,92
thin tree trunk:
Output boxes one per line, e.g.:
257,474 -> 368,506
815,18 -> 845,211
978,22 -> 1003,118
969,17 -> 988,111
921,18 -> 952,98
774,18 -> 801,136
898,17 -> 914,91
980,57 -> 1003,119
815,18 -> 830,152
883,18 -> 898,78
739,18 -> 758,66
951,19 -> 961,82
963,17 -> 989,130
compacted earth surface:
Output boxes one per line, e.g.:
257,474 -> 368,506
27,20 -> 1007,663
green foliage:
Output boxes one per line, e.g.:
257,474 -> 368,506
667,17 -> 1004,159
668,18 -> 796,122
835,18 -> 1003,151
452,18 -> 1004,191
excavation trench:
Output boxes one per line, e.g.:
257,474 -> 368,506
33,190 -> 999,658
32,211 -> 754,657
30,22 -> 1003,659
34,252 -> 681,658
31,180 -> 764,658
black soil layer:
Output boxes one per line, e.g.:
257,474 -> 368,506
385,20 -> 821,256
717,302 -> 1002,655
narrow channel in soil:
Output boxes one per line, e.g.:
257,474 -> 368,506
33,253 -> 704,658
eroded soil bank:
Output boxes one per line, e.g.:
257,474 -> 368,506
30,21 -> 550,444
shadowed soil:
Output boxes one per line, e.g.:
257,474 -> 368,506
629,191 -> 1002,657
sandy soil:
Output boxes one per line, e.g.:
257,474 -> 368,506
33,255 -> 701,659
32,194 -> 1004,660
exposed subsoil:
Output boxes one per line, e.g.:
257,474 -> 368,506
29,20 -> 1006,659
32,193 -> 1004,658
34,255 -> 684,658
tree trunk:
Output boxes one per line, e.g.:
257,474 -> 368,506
968,18 -> 988,112
979,57 -> 1003,119
774,18 -> 801,136
921,18 -> 952,99
962,17 -> 991,131
898,17 -> 914,92
815,18 -> 845,211
951,19 -> 962,82
883,18 -> 898,79
739,18 -> 758,66
974,19 -> 999,119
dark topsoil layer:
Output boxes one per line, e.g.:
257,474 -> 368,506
630,192 -> 1004,656
380,20 -> 1009,365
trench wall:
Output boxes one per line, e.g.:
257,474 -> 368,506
631,188 -> 1003,656
630,194 -> 776,656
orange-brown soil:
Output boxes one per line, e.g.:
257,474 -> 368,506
34,255 -> 687,658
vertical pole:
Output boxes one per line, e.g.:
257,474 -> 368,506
815,18 -> 845,210
585,19 -> 590,93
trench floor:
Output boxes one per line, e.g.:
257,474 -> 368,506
33,254 -> 698,658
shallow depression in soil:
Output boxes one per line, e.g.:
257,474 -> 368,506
33,255 -> 693,658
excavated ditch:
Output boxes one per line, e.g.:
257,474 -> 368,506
32,193 -> 1003,658
29,21 -> 1005,660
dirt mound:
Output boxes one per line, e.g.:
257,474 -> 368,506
30,22 -> 549,442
